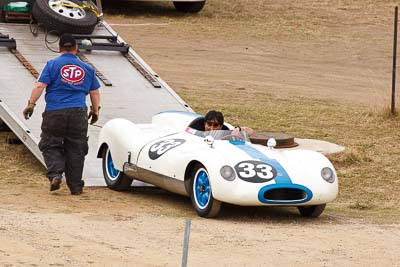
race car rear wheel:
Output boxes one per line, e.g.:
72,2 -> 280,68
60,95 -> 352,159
102,146 -> 133,191
190,164 -> 221,218
298,204 -> 326,218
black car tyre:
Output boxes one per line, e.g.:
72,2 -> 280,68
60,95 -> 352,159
102,146 -> 133,191
173,1 -> 206,13
298,204 -> 326,218
32,0 -> 98,34
190,164 -> 221,218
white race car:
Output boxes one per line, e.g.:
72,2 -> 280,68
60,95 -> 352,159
97,111 -> 338,218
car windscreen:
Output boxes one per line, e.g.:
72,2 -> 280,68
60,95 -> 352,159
186,129 -> 250,142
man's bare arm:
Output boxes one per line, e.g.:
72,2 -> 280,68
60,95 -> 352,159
89,89 -> 100,114
29,82 -> 47,104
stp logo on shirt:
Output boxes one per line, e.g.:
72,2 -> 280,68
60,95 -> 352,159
61,65 -> 85,82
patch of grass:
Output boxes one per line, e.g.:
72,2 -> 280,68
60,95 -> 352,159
0,132 -> 46,186
381,106 -> 399,118
328,149 -> 373,168
349,201 -> 375,210
327,202 -> 400,224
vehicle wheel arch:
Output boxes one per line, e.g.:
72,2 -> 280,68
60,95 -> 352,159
97,142 -> 108,158
184,160 -> 202,195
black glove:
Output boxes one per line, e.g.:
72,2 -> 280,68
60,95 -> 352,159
88,106 -> 100,125
23,101 -> 36,120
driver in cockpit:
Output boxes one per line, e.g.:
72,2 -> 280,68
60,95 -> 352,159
189,110 -> 254,136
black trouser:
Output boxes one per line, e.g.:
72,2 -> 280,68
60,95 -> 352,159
38,107 -> 88,193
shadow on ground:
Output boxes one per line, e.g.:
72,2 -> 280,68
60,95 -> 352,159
126,186 -> 342,224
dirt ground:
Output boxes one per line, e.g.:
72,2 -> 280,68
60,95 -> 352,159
1,1 -> 400,266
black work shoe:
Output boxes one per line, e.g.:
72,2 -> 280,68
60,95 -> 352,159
50,178 -> 62,191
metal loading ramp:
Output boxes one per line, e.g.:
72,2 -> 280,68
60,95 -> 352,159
0,22 -> 192,186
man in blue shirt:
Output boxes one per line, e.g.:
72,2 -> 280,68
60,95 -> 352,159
23,34 -> 100,195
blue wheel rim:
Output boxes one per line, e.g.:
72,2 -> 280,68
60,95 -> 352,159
106,149 -> 120,180
194,169 -> 211,208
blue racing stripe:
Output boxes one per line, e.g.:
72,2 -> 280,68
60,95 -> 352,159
234,144 -> 292,184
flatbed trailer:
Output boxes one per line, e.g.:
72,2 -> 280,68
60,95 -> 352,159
0,21 -> 192,186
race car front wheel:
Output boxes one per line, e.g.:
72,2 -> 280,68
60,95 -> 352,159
298,204 -> 326,218
102,146 -> 133,191
190,164 -> 221,218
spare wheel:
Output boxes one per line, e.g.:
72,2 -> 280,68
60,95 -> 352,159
32,0 -> 98,34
